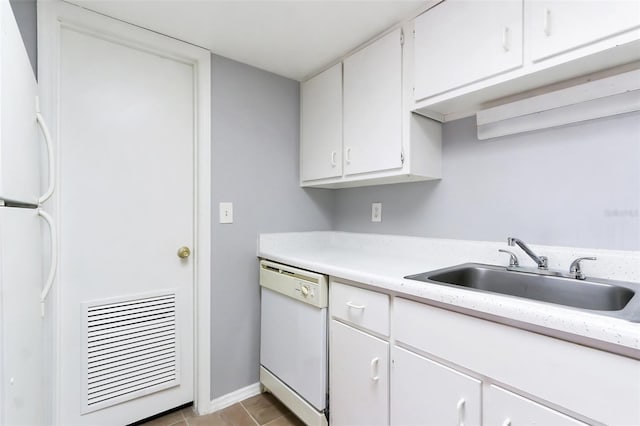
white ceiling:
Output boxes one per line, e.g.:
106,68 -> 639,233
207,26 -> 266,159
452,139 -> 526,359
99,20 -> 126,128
66,0 -> 428,81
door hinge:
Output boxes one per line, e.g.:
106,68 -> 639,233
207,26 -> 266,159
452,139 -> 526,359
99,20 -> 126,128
400,31 -> 405,46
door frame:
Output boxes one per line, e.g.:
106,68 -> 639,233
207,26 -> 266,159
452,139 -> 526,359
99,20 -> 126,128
37,1 -> 211,421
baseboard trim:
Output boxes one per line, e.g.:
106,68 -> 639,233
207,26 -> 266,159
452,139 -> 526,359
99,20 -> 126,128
201,383 -> 262,415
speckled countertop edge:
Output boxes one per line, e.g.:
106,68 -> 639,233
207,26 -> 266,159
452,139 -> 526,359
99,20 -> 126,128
258,232 -> 640,357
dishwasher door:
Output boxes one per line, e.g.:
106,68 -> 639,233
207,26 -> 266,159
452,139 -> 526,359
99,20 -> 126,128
259,260 -> 328,412
260,287 -> 327,411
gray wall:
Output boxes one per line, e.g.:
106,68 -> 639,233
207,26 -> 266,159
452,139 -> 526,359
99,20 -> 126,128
334,112 -> 640,251
9,0 -> 37,78
210,54 -> 334,399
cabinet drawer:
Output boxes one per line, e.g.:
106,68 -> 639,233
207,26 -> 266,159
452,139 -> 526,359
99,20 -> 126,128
330,281 -> 389,336
484,385 -> 587,426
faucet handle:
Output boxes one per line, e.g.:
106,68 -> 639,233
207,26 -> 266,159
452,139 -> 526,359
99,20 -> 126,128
569,256 -> 597,280
498,249 -> 520,267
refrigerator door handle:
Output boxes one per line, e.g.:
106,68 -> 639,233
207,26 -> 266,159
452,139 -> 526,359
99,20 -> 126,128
36,111 -> 55,204
38,208 -> 58,317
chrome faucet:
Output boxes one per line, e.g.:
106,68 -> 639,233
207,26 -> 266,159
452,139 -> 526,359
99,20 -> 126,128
569,257 -> 597,280
498,249 -> 520,267
507,237 -> 548,270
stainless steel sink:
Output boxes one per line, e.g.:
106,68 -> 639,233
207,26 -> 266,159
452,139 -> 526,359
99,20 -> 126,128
405,263 -> 640,322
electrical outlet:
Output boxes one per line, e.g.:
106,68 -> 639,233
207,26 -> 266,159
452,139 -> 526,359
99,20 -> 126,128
219,202 -> 233,224
371,202 -> 382,222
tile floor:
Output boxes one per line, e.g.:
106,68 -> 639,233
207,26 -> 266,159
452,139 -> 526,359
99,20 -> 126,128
141,393 -> 305,426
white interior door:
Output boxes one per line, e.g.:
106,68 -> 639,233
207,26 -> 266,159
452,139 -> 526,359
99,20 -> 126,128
53,6 -> 198,425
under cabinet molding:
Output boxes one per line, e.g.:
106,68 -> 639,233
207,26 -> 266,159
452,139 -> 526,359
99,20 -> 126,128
476,66 -> 640,139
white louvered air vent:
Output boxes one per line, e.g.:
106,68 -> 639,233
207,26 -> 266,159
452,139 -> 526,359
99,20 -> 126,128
82,292 -> 180,413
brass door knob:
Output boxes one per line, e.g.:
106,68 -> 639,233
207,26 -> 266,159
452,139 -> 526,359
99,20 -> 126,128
177,246 -> 191,259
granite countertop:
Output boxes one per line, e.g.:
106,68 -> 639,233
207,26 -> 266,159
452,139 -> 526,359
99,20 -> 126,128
258,231 -> 640,359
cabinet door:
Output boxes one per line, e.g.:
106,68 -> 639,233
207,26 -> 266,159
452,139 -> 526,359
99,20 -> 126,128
330,320 -> 389,426
391,346 -> 481,426
343,29 -> 402,176
301,63 -> 343,181
530,1 -> 640,62
414,0 -> 523,100
484,385 -> 588,426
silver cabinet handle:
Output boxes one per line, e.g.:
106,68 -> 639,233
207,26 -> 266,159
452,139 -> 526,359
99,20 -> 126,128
345,147 -> 352,164
543,8 -> 551,36
346,301 -> 365,310
502,27 -> 510,52
456,398 -> 465,426
369,357 -> 379,381
330,151 -> 337,167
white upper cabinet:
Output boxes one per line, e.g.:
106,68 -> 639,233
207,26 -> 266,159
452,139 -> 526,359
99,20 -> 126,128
530,1 -> 640,62
300,23 -> 442,189
300,63 -> 343,181
414,0 -> 523,101
412,0 -> 640,120
343,29 -> 403,176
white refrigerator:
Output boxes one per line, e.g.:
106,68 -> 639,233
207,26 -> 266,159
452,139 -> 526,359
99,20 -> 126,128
0,1 -> 55,425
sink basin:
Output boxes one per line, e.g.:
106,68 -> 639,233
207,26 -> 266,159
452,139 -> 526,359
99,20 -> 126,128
405,263 -> 640,321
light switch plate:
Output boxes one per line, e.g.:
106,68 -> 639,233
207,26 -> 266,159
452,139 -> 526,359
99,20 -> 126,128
371,202 -> 382,222
219,202 -> 233,224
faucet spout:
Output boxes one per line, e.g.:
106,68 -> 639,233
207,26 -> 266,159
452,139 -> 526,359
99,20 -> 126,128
507,237 -> 548,270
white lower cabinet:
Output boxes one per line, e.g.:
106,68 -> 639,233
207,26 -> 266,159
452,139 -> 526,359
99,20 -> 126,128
391,346 -> 481,426
300,22 -> 442,189
484,385 -> 587,426
330,320 -> 389,426
328,283 -> 639,425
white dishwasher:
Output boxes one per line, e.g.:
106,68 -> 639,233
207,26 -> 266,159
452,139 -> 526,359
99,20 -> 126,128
259,260 -> 329,426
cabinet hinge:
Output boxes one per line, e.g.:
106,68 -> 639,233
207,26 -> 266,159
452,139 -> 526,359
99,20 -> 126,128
400,31 -> 405,46
401,152 -> 405,165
